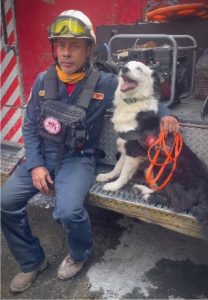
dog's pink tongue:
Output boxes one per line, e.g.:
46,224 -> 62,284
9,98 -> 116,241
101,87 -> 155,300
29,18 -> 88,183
120,81 -> 137,92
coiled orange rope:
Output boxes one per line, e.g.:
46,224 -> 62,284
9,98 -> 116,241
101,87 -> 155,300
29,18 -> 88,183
145,130 -> 183,191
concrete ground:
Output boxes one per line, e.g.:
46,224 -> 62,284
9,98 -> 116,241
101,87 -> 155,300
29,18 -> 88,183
1,203 -> 208,300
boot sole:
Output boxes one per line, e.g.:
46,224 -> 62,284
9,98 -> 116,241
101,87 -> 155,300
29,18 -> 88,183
10,259 -> 48,293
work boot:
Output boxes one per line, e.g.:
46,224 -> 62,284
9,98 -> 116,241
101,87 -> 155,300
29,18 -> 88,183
57,254 -> 86,280
10,258 -> 48,293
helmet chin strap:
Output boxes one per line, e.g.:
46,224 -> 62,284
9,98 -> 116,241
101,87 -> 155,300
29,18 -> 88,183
51,41 -> 59,66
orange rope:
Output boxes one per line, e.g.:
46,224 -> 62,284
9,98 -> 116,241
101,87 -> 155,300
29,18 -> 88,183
145,130 -> 183,191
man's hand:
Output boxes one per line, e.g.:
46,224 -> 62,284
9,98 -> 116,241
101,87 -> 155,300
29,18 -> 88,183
160,116 -> 179,137
31,166 -> 53,193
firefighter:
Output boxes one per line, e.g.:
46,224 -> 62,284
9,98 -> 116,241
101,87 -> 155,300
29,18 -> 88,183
1,10 -> 179,293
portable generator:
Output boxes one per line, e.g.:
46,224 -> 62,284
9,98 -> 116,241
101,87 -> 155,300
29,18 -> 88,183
106,34 -> 197,107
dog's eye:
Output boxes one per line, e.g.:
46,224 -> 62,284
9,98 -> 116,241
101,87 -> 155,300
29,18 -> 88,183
136,67 -> 143,72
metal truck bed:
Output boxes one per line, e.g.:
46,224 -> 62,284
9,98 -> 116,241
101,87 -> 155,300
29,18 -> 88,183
1,96 -> 207,240
28,164 -> 202,240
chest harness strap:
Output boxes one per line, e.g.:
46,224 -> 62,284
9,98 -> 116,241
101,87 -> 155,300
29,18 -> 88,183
39,65 -> 100,151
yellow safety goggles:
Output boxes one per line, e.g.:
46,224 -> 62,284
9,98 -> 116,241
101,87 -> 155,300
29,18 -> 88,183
49,16 -> 89,38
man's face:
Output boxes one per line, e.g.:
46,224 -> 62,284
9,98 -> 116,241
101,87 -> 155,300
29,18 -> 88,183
55,38 -> 91,74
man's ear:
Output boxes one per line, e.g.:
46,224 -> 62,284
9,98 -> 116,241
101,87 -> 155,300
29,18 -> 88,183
88,44 -> 94,57
85,39 -> 94,55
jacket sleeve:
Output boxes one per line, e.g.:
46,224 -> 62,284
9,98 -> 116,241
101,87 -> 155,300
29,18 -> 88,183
158,103 -> 174,118
105,75 -> 118,110
22,72 -> 45,171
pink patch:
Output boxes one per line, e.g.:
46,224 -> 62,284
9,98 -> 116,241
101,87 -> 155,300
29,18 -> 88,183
43,117 -> 61,135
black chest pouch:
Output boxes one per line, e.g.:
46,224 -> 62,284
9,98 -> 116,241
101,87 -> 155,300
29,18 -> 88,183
38,65 -> 101,151
39,99 -> 88,150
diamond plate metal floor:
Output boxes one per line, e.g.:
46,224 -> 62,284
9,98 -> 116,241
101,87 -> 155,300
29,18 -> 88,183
1,141 -> 25,177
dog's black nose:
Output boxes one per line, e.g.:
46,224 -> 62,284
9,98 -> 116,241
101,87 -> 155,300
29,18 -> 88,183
122,67 -> 129,74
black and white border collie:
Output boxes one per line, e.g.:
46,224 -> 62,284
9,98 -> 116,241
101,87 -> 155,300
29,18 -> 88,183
97,61 -> 208,238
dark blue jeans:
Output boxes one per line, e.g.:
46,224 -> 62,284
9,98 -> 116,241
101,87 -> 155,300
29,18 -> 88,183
1,153 -> 96,272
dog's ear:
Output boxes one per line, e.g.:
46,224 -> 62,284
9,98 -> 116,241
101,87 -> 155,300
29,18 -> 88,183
94,60 -> 118,74
151,70 -> 161,99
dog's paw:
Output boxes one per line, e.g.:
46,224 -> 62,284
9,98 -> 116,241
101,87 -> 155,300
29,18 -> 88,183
133,184 -> 153,201
96,173 -> 111,182
103,182 -> 121,191
133,184 -> 153,194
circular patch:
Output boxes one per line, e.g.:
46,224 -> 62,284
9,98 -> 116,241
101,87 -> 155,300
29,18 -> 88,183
43,117 -> 61,135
